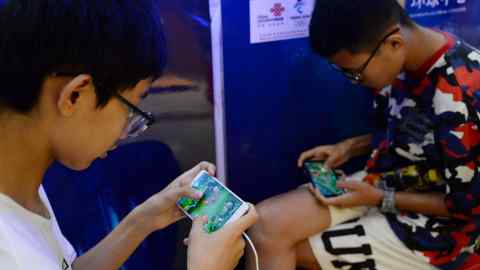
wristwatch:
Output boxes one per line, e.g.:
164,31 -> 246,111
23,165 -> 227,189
379,181 -> 398,214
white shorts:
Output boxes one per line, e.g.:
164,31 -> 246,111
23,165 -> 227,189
309,208 -> 437,270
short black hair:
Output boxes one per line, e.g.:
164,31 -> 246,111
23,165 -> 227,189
0,0 -> 167,113
309,0 -> 414,58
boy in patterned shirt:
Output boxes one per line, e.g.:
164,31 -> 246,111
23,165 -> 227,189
246,0 -> 480,270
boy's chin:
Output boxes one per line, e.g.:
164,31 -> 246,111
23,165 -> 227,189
60,159 -> 94,172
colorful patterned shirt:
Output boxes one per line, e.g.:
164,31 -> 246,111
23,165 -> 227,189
366,33 -> 480,270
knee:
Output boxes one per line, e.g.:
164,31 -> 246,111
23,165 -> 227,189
248,197 -> 291,248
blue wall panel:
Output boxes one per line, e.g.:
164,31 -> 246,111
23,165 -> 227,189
222,1 -> 372,203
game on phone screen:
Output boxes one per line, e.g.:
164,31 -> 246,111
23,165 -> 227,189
304,161 -> 345,197
177,172 -> 247,233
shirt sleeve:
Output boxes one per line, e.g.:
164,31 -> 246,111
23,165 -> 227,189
434,75 -> 480,220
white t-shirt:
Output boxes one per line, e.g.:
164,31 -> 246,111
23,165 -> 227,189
0,186 -> 77,270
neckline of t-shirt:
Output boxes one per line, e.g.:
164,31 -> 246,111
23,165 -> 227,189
405,31 -> 455,80
0,190 -> 52,226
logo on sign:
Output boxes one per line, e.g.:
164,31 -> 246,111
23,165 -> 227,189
294,0 -> 306,14
270,3 -> 285,17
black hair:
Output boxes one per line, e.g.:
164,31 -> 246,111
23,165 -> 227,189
309,0 -> 414,58
0,0 -> 167,113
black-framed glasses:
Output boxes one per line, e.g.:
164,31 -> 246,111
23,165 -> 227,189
113,93 -> 155,139
329,28 -> 400,84
52,72 -> 155,139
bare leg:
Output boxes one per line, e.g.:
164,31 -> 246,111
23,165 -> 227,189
296,239 -> 321,270
245,188 -> 331,270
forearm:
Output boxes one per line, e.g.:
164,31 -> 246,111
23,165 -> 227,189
393,191 -> 450,217
344,134 -> 372,158
73,209 -> 153,270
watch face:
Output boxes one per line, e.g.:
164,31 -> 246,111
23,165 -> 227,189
380,189 -> 397,214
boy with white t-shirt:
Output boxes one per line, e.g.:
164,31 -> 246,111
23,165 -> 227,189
0,1 -> 257,269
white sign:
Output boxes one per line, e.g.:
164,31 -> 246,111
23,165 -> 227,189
250,0 -> 314,44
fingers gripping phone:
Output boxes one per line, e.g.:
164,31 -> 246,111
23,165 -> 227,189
303,161 -> 345,197
177,171 -> 250,233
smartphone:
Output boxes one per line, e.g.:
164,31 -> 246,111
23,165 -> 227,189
177,171 -> 250,233
304,161 -> 345,197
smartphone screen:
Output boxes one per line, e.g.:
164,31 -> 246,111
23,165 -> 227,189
304,161 -> 345,197
177,171 -> 249,233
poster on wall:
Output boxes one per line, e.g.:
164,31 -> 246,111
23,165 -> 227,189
249,0 -> 314,44
405,0 -> 480,46
407,0 -> 467,19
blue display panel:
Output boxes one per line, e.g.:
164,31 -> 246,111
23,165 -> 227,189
221,1 -> 372,203
406,0 -> 480,45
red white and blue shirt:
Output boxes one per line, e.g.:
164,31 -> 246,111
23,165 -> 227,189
366,33 -> 480,270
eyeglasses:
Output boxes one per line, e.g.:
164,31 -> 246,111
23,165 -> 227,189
113,93 -> 155,139
329,28 -> 400,84
52,72 -> 155,139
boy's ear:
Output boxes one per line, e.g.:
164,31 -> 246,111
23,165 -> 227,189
57,74 -> 93,117
386,33 -> 405,51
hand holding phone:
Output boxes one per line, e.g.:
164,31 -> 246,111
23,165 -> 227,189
303,161 -> 345,197
187,206 -> 258,270
177,171 -> 250,233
